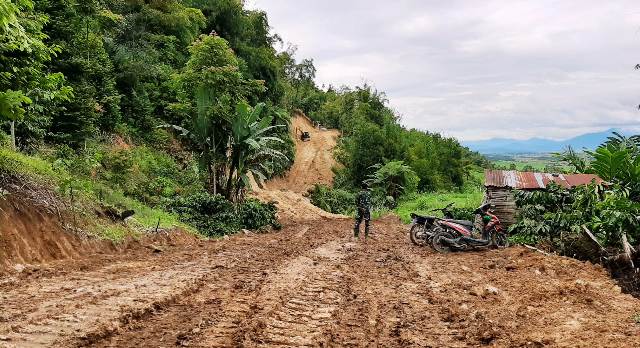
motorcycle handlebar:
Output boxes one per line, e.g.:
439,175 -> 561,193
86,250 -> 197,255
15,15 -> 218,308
431,203 -> 455,212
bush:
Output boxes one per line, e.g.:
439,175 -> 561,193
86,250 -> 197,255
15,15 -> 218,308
171,192 -> 240,236
509,182 -> 640,256
308,184 -> 354,214
239,198 -> 280,230
54,143 -> 200,207
0,131 -> 10,148
449,207 -> 475,221
367,161 -> 419,200
171,192 -> 279,237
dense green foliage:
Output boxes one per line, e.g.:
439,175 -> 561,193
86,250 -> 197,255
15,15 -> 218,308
0,0 -> 300,236
171,192 -> 279,236
511,133 -> 640,259
366,161 -> 419,200
1,0 -> 485,236
308,184 -> 355,215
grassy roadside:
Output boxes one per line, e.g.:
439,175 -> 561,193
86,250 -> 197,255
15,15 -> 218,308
0,147 -> 196,242
394,190 -> 484,223
393,170 -> 485,223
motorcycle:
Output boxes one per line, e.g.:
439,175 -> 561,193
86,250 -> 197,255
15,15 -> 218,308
431,204 -> 509,253
409,202 -> 458,246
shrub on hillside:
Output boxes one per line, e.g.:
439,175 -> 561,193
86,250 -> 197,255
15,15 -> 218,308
0,131 -> 11,148
366,161 -> 419,200
171,192 -> 279,237
52,143 -> 200,207
239,198 -> 280,230
171,193 -> 240,236
308,184 -> 354,214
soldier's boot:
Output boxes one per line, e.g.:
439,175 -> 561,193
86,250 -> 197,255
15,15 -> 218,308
353,226 -> 360,238
364,223 -> 370,239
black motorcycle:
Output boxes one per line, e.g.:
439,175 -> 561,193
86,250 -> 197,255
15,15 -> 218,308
409,202 -> 456,246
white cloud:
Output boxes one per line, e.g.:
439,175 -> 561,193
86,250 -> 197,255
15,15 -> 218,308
248,0 -> 640,140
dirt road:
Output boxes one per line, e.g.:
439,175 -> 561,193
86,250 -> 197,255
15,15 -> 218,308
264,113 -> 340,194
2,215 -> 639,347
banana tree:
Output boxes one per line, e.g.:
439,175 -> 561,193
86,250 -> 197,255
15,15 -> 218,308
159,87 -> 226,194
225,102 -> 288,201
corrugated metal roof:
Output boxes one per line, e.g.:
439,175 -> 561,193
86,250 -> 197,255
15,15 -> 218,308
484,170 -> 603,189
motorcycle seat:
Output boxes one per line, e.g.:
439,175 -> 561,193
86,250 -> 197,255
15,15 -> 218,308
443,219 -> 474,227
411,213 -> 436,224
412,213 -> 435,219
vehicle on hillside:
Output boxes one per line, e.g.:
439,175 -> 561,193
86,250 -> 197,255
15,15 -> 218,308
431,204 -> 509,252
295,127 -> 311,142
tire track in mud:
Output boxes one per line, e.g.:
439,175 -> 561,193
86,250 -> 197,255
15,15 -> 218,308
3,216 -> 640,347
84,220 -> 354,348
0,254 -> 217,347
324,222 -> 466,348
238,240 -> 350,347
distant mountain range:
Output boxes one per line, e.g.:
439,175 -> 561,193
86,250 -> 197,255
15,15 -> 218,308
463,129 -> 626,155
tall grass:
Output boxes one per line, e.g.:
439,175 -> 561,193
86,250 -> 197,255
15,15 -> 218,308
394,170 -> 485,223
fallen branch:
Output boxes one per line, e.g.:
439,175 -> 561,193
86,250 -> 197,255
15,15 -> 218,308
524,244 -> 551,256
582,225 -> 605,252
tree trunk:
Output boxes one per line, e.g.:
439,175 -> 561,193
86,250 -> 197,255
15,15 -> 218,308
622,233 -> 636,269
10,121 -> 15,150
212,163 -> 217,196
207,162 -> 216,195
225,165 -> 235,201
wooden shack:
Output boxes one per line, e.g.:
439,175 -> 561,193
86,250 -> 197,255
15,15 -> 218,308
484,170 -> 603,227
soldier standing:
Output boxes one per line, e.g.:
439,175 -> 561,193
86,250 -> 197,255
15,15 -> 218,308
354,182 -> 371,239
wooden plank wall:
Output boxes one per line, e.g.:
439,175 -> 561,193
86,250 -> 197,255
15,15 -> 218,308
485,187 -> 518,226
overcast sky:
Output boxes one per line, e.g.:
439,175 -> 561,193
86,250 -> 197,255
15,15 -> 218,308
247,0 -> 640,141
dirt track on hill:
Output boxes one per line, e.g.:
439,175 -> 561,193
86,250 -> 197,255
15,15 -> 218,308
2,215 -> 639,347
264,114 -> 340,194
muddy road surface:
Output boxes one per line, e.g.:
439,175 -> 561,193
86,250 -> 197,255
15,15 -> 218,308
1,216 -> 639,347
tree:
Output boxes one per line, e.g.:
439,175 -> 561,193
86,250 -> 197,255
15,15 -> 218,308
366,161 -> 419,200
167,33 -> 286,201
0,0 -> 72,149
37,0 -> 122,144
187,0 -> 286,104
286,58 -> 316,107
226,102 -> 287,201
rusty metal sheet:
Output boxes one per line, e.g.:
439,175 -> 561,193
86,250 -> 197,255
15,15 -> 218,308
484,170 -> 602,189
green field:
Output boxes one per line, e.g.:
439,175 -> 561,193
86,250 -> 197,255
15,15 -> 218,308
394,190 -> 484,223
393,170 -> 485,223
492,159 -> 571,172
492,160 -> 551,171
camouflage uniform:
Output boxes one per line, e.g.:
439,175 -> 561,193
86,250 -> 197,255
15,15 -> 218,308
354,189 -> 371,238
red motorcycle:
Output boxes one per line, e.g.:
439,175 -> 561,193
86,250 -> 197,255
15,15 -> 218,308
431,204 -> 509,253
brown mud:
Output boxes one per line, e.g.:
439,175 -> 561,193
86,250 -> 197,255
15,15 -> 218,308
1,216 -> 638,347
263,113 -> 340,194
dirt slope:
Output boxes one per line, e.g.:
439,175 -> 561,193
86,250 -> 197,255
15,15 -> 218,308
1,217 -> 639,347
250,112 -> 345,221
265,113 -> 340,194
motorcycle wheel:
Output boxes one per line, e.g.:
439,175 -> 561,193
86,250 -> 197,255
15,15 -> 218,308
432,230 -> 456,253
495,233 -> 510,248
409,224 -> 429,246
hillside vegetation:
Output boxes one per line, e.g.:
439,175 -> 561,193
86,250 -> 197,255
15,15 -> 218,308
0,0 -> 485,237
